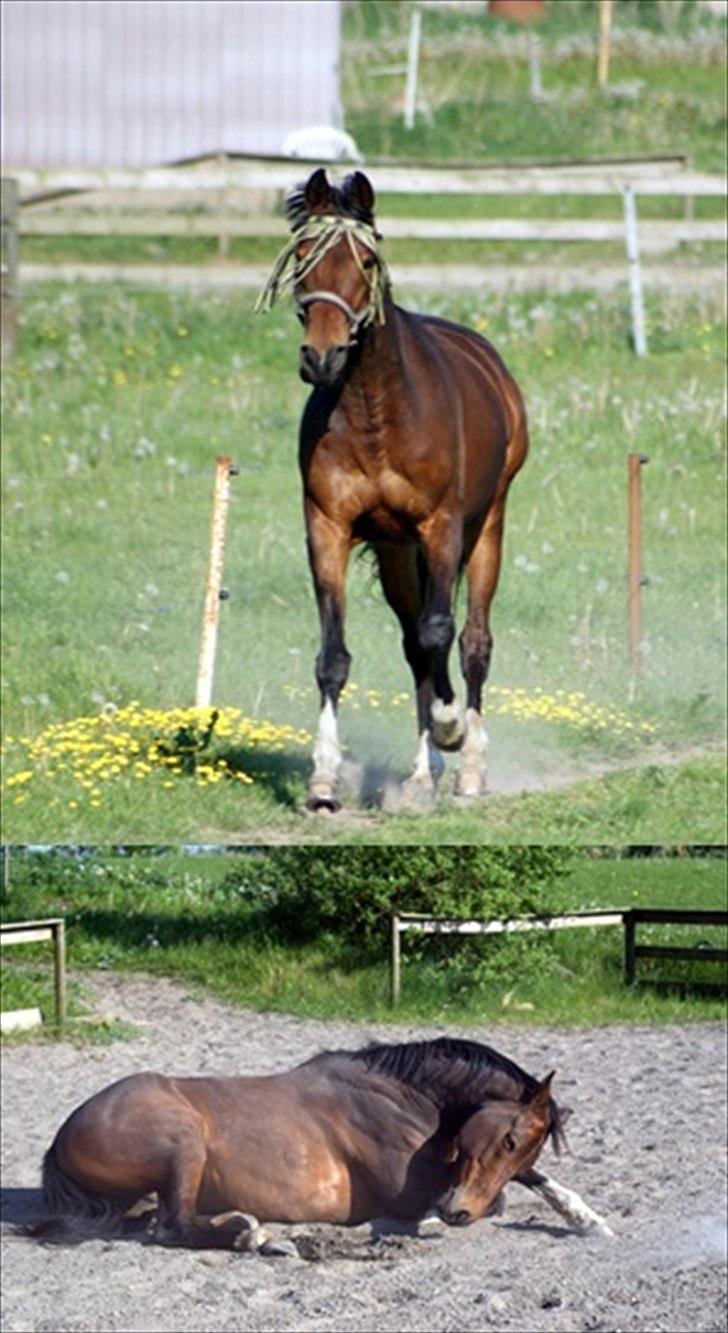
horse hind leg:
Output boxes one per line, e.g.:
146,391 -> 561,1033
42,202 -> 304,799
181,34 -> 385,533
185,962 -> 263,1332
374,544 -> 444,808
154,1138 -> 267,1252
455,503 -> 506,798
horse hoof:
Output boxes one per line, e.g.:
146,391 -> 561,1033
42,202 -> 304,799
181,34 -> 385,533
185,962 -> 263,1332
453,773 -> 486,801
397,777 -> 437,812
210,1211 -> 264,1251
431,701 -> 464,752
305,793 -> 341,814
259,1238 -> 300,1259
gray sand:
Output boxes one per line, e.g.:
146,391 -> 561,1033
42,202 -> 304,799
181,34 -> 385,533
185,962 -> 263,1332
2,973 -> 726,1333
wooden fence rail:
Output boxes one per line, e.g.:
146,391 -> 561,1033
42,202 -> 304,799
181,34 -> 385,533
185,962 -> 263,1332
0,917 -> 67,1030
389,907 -> 728,1005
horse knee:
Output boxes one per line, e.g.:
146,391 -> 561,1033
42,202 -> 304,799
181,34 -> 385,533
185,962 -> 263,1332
419,611 -> 454,656
315,645 -> 351,698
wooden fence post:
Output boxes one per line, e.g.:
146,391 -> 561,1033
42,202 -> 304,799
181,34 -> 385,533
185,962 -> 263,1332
623,910 -> 636,986
628,452 -> 648,676
403,7 -> 422,130
390,913 -> 401,1006
53,919 -> 67,1029
196,456 -> 236,709
1,177 -> 19,361
597,0 -> 614,89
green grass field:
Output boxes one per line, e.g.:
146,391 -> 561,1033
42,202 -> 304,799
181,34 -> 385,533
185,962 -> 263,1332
2,849 -> 725,1038
343,0 -> 727,172
2,280 -> 725,843
3,0 -> 726,844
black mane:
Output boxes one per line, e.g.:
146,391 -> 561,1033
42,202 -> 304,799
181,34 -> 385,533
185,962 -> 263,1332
316,1037 -> 568,1154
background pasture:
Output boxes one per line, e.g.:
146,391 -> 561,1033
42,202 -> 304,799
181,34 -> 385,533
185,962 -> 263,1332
2,281 -> 725,842
2,847 -> 726,1033
2,0 -> 726,843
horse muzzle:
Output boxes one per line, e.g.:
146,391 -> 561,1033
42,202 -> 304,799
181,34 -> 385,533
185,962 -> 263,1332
299,343 -> 350,387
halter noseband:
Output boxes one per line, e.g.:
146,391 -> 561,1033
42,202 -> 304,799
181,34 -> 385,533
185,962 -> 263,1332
294,289 -> 370,337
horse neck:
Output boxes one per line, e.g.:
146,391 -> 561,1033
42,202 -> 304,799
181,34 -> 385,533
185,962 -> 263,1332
413,1059 -> 535,1128
339,294 -> 404,429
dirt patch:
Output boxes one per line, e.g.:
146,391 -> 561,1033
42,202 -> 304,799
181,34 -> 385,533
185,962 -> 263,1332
2,972 -> 726,1333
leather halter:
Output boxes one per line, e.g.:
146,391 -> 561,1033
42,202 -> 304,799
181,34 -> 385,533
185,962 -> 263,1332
294,289 -> 370,338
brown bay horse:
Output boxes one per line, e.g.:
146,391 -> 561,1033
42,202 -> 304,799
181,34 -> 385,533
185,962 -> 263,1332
258,169 -> 529,811
28,1038 -> 612,1250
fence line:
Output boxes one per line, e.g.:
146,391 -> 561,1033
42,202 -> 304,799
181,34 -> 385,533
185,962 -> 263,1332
9,160 -> 725,200
0,917 -> 67,1030
17,212 -> 725,250
389,907 -> 728,1004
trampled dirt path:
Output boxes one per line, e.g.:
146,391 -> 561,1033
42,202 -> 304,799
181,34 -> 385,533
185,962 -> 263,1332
2,973 -> 726,1333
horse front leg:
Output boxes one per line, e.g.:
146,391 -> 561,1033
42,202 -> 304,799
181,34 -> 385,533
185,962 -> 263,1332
514,1168 -> 615,1238
305,503 -> 352,812
418,516 -> 464,753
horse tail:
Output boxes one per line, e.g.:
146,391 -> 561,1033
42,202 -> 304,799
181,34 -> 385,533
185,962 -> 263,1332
24,1142 -> 126,1245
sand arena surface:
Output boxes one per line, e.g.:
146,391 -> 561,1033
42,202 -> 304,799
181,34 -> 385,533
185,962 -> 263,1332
1,973 -> 726,1333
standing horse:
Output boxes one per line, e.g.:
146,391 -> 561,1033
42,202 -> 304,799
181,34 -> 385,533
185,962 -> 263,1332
28,1037 -> 612,1250
258,169 -> 529,811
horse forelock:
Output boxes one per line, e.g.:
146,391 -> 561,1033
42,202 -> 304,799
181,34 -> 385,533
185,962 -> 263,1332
285,180 -> 377,233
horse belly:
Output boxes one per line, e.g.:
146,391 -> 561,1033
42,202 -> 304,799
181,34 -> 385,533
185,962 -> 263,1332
198,1143 -> 352,1224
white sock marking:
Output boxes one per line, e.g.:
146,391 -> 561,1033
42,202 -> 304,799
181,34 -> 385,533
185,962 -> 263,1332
526,1173 -> 615,1237
312,698 -> 342,783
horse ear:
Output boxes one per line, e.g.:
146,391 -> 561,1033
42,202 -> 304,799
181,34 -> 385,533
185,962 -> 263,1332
529,1071 -> 555,1109
304,168 -> 333,210
342,170 -> 376,217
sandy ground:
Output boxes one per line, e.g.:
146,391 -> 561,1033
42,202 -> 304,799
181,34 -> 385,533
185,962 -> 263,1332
1,973 -> 726,1333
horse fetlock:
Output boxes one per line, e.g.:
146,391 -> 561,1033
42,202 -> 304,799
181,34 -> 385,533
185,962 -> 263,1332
431,698 -> 464,751
454,710 -> 488,797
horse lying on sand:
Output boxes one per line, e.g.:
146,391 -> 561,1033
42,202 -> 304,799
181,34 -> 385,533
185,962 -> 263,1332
257,169 -> 529,812
28,1038 -> 613,1250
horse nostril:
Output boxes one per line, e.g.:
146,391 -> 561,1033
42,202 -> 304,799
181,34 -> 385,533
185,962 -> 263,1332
441,1208 -> 471,1227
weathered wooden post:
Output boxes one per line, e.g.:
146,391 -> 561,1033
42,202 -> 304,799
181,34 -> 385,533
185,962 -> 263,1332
623,910 -> 636,986
403,6 -> 422,130
196,456 -> 237,709
1,177 -> 19,361
53,918 -> 67,1030
390,913 -> 401,1006
628,453 -> 648,676
597,0 -> 614,89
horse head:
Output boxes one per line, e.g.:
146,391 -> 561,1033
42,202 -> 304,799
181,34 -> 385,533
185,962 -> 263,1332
257,167 -> 390,389
436,1073 -> 556,1227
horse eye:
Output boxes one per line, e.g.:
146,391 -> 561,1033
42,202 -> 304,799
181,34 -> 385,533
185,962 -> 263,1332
503,1133 -> 516,1152
362,257 -> 375,271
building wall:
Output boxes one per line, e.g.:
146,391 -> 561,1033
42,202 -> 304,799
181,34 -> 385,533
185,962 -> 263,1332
1,0 -> 341,166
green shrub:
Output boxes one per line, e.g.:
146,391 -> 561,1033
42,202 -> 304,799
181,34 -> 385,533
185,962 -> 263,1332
242,844 -> 567,935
